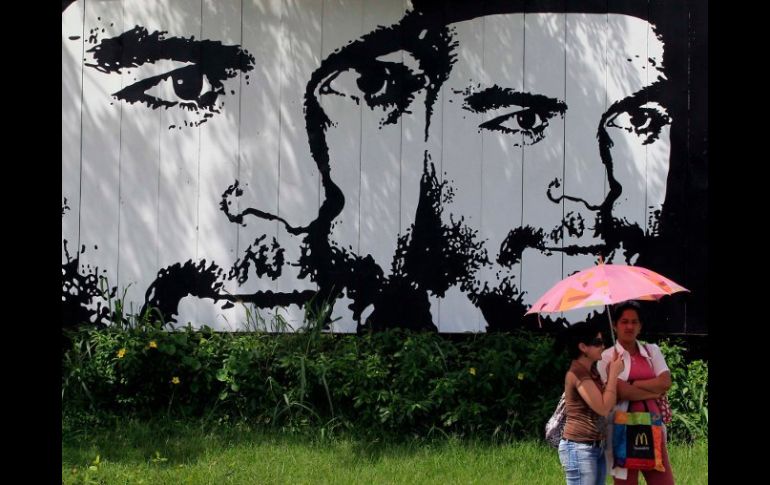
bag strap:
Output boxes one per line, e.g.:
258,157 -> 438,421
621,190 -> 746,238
641,343 -> 658,380
642,343 -> 653,362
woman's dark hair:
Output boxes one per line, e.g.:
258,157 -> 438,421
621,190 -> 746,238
612,300 -> 642,324
556,320 -> 605,360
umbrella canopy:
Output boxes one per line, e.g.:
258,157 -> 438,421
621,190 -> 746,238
525,264 -> 689,315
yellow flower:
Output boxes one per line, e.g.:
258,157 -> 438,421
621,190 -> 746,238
469,367 -> 477,376
171,376 -> 180,385
148,341 -> 158,349
517,372 -> 525,381
117,348 -> 126,359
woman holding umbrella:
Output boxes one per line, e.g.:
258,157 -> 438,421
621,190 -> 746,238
598,301 -> 675,484
557,321 -> 624,485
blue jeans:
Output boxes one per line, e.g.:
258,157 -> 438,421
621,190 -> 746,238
558,439 -> 607,485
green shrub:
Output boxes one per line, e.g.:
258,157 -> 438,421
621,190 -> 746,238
62,320 -> 706,442
658,339 -> 708,443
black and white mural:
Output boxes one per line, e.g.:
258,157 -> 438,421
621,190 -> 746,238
62,0 -> 708,334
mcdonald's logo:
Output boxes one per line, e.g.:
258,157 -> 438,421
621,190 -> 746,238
634,432 -> 649,447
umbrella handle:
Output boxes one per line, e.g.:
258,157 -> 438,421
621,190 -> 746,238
606,305 -> 616,345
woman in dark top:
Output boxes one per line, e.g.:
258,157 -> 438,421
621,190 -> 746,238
558,321 -> 624,485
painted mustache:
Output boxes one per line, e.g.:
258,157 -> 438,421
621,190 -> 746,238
497,218 -> 608,267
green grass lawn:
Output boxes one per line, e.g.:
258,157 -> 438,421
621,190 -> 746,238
62,419 -> 707,484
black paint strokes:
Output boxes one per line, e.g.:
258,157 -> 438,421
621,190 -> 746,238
395,159 -> 488,300
61,202 -> 117,333
291,0 -> 697,333
353,158 -> 489,332
63,0 -> 705,335
461,85 -> 567,146
142,260 -> 225,325
230,236 -> 285,283
61,240 -> 117,331
498,227 -> 546,267
220,181 -> 305,236
85,26 -> 255,125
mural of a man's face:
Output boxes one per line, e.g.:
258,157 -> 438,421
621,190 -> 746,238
312,12 -> 671,329
63,1 -> 700,334
61,0 -> 260,329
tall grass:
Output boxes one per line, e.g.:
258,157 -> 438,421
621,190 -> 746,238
62,418 -> 707,484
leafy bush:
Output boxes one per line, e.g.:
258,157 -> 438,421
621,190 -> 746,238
658,340 -> 708,443
62,316 -> 706,442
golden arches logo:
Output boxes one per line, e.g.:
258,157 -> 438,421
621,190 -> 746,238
634,432 -> 649,447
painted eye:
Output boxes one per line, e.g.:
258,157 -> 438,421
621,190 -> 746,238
606,102 -> 671,145
142,65 -> 218,107
479,107 -> 559,146
354,61 -> 426,110
355,65 -> 388,98
460,86 -> 567,147
113,63 -> 224,113
318,50 -> 428,127
85,27 -> 255,127
493,109 -> 548,133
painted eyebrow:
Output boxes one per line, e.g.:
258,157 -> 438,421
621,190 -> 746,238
461,85 -> 566,114
85,26 -> 254,75
602,81 -> 666,120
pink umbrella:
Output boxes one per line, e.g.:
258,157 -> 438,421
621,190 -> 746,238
525,262 -> 689,342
